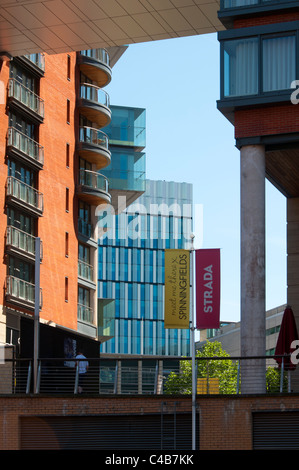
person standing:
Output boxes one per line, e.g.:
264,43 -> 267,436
75,350 -> 89,393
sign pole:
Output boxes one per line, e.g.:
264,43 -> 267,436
34,237 -> 41,394
190,234 -> 196,450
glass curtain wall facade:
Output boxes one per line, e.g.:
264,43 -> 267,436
98,179 -> 193,356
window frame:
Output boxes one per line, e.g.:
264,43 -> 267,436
219,22 -> 299,103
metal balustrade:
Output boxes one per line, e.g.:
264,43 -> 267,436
80,48 -> 110,67
8,78 -> 44,118
77,303 -> 94,324
6,225 -> 42,259
78,259 -> 94,282
80,83 -> 110,108
0,355 -> 298,396
7,127 -> 44,166
6,176 -> 44,214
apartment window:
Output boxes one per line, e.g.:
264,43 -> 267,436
65,232 -> 69,257
66,143 -> 70,168
67,55 -> 71,80
222,30 -> 298,98
67,99 -> 70,124
223,37 -> 259,97
65,276 -> 68,302
66,187 -> 69,212
262,35 -> 296,92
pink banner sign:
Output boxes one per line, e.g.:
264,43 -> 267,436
196,249 -> 220,330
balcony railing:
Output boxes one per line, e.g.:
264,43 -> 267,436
0,356 -> 298,396
78,169 -> 110,198
77,303 -> 94,324
80,48 -> 110,67
6,226 -> 42,259
78,259 -> 94,282
6,176 -> 44,215
8,78 -> 44,119
5,275 -> 40,309
79,126 -> 109,152
23,53 -> 45,72
79,83 -> 110,108
7,127 -> 44,168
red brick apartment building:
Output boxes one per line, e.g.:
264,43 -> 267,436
0,48 -> 124,357
0,0 -> 299,451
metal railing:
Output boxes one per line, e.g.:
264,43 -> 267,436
80,48 -> 110,67
79,169 -> 109,194
6,176 -> 44,213
6,226 -> 42,259
77,303 -> 94,324
79,126 -> 109,152
8,78 -> 44,118
80,83 -> 110,108
7,127 -> 44,166
1,355 -> 299,396
5,275 -> 42,308
78,259 -> 94,282
23,53 -> 45,72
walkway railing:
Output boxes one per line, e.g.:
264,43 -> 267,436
1,355 -> 299,396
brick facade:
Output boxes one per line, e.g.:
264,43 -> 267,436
1,395 -> 299,450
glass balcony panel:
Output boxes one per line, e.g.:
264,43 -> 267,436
78,259 -> 94,282
79,169 -> 109,193
6,275 -> 35,304
23,53 -> 45,72
103,106 -> 146,149
77,303 -> 93,324
101,149 -> 146,193
6,176 -> 43,212
79,126 -> 109,150
8,79 -> 44,118
8,127 -> 44,165
80,48 -> 110,66
80,83 -> 110,107
6,226 -> 36,256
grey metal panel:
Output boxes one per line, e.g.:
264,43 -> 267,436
20,413 -> 198,450
253,412 -> 299,449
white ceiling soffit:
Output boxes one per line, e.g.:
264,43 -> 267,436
0,0 -> 223,57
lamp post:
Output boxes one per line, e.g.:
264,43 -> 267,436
34,237 -> 41,394
190,233 -> 196,451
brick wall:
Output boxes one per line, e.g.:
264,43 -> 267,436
38,51 -> 78,330
1,395 -> 299,450
235,103 -> 299,140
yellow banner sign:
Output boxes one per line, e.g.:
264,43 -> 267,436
164,249 -> 190,329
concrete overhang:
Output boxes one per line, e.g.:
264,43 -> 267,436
0,0 -> 223,57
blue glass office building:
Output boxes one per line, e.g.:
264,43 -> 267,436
98,179 -> 193,356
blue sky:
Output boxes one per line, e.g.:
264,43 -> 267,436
105,32 -> 287,323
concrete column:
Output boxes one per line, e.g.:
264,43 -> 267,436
240,145 -> 266,393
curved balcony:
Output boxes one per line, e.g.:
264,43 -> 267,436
77,126 -> 111,169
77,83 -> 111,128
76,169 -> 111,206
77,49 -> 112,87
